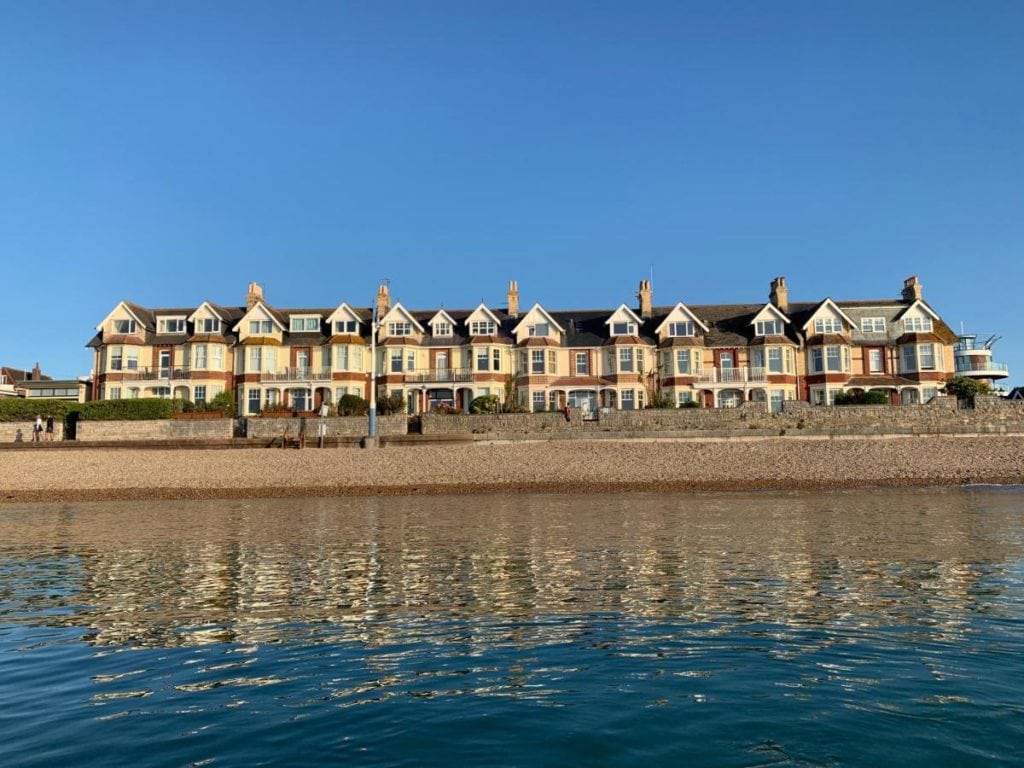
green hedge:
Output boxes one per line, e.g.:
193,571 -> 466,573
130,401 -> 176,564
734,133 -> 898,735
73,398 -> 176,421
0,398 -> 72,422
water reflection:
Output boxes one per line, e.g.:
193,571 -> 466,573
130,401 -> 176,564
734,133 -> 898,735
1,488 -> 1021,649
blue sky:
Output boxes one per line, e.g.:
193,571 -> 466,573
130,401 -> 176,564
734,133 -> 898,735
1,1 -> 1022,384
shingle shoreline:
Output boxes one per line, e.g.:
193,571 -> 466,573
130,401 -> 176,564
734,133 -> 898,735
3,435 -> 1023,504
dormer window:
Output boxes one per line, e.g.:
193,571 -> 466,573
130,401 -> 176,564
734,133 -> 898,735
903,317 -> 933,332
249,320 -> 273,334
334,320 -> 358,334
755,320 -> 783,336
433,321 -> 452,337
388,321 -> 412,336
114,319 -> 137,334
199,318 -> 221,333
528,323 -> 550,337
290,316 -> 320,332
813,318 -> 843,334
861,317 -> 886,333
159,318 -> 185,333
470,321 -> 495,336
668,321 -> 695,337
612,321 -> 637,336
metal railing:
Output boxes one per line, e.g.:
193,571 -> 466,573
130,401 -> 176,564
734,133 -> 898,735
955,360 -> 1009,374
694,366 -> 767,385
259,367 -> 332,382
404,368 -> 475,383
108,366 -> 193,380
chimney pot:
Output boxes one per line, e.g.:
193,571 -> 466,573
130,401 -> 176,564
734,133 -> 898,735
507,280 -> 520,318
769,276 -> 789,314
637,279 -> 653,318
375,283 -> 391,320
902,275 -> 923,302
246,282 -> 265,311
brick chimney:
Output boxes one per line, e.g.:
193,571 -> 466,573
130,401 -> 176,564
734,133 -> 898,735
245,282 -> 264,310
769,276 -> 789,314
902,275 -> 923,302
375,283 -> 391,319
637,279 -> 653,318
507,280 -> 520,319
31,362 -> 41,381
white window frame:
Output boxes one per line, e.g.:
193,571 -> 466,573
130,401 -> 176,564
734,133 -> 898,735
868,349 -> 884,373
388,322 -> 412,337
433,321 -> 452,337
676,349 -> 691,375
668,321 -> 695,337
470,320 -> 495,336
194,344 -> 207,369
903,317 -> 934,333
113,319 -> 137,334
575,352 -> 588,375
619,348 -> 634,373
249,320 -> 273,335
335,320 -> 358,334
612,321 -> 637,336
861,317 -> 886,333
919,343 -> 936,371
767,347 -> 783,373
814,318 -> 843,334
528,323 -> 549,337
531,350 -> 545,374
200,318 -> 221,333
248,388 -> 261,414
211,346 -> 223,370
755,320 -> 783,336
193,385 -> 207,405
159,318 -> 186,334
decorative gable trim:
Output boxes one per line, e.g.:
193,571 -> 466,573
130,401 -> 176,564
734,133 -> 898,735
231,301 -> 286,333
800,298 -> 856,331
379,302 -> 425,332
604,303 -> 643,327
465,303 -> 503,328
893,299 -> 940,322
654,303 -> 710,334
96,301 -> 147,332
325,302 -> 362,324
187,301 -> 225,322
511,303 -> 565,335
428,309 -> 457,327
749,303 -> 790,326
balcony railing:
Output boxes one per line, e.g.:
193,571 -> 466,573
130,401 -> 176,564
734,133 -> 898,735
259,367 -> 332,383
694,366 -> 767,385
108,366 -> 193,381
955,360 -> 1009,374
404,368 -> 475,384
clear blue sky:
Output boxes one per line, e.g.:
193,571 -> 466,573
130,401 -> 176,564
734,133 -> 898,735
1,1 -> 1021,384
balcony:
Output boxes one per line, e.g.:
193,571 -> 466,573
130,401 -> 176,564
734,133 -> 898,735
404,368 -> 475,384
108,366 -> 193,381
694,366 -> 767,386
955,359 -> 1010,378
259,367 -> 332,383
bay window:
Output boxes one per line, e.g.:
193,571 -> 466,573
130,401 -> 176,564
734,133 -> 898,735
248,348 -> 262,373
390,350 -> 403,373
619,348 -> 634,373
531,350 -> 545,374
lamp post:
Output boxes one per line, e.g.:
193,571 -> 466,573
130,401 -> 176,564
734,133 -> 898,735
368,304 -> 378,439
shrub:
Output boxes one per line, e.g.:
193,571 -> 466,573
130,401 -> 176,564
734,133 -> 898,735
206,391 -> 235,415
679,400 -> 700,409
337,394 -> 369,416
470,394 -> 500,414
74,398 -> 176,421
834,390 -> 889,406
376,391 -> 407,416
435,403 -> 463,415
645,395 -> 675,409
943,376 -> 991,401
0,399 -> 71,422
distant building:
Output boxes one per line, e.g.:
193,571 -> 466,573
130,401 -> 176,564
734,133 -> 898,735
0,363 -> 88,402
1006,387 -> 1024,401
953,333 -> 1010,389
86,275 -> 966,415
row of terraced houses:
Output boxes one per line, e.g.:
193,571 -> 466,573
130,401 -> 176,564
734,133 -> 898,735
87,276 -> 957,416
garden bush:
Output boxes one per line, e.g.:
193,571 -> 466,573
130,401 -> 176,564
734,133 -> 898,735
0,399 -> 71,422
470,394 -> 500,414
337,394 -> 369,416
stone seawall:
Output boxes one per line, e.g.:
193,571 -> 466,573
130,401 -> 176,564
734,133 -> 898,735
0,421 -> 65,442
75,419 -> 235,441
246,415 -> 408,439
421,397 -> 1024,437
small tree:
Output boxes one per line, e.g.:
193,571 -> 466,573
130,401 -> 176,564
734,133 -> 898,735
470,394 -> 500,414
502,374 -> 527,413
337,394 -> 369,416
376,391 -> 407,415
208,391 -> 235,415
646,394 -> 675,409
942,376 -> 991,401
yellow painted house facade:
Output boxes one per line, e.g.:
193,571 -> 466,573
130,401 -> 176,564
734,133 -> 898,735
87,276 -> 958,416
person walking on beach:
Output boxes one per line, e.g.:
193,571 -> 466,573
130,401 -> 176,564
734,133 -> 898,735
45,415 -> 55,441
33,415 -> 42,443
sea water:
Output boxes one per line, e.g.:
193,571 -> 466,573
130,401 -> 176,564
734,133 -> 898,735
1,488 -> 1022,766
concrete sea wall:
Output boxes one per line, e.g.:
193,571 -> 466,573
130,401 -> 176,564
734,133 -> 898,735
246,415 -> 408,439
0,421 -> 65,442
75,418 -> 235,441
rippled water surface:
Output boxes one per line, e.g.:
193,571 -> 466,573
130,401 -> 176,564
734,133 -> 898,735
2,488 -> 1024,766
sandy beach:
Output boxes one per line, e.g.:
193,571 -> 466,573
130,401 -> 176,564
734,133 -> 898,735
2,434 -> 1023,503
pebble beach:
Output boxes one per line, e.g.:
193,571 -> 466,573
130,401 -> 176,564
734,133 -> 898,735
2,434 -> 1023,503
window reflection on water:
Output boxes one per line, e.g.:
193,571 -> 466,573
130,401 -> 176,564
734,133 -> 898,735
1,489 -> 1022,651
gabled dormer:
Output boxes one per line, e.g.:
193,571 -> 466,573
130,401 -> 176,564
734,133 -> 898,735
326,303 -> 363,338
188,302 -> 226,335
895,300 -> 940,335
428,309 -> 456,339
378,302 -> 425,342
750,303 -> 790,337
654,302 -> 709,341
233,301 -> 285,343
605,304 -> 644,338
97,301 -> 148,340
155,314 -> 188,335
464,303 -> 502,338
802,299 -> 855,337
511,303 -> 565,344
